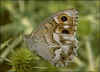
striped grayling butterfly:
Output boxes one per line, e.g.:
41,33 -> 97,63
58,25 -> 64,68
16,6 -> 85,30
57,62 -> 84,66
24,8 -> 79,67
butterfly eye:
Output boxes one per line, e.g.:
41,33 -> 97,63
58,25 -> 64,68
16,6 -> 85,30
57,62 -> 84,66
61,16 -> 68,22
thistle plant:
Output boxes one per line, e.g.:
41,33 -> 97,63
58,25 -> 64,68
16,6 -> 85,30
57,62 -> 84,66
9,48 -> 36,72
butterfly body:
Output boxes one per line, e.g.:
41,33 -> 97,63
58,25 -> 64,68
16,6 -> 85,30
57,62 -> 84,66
25,8 -> 79,67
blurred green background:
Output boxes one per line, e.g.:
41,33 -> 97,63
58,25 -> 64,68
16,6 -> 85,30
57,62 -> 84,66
0,0 -> 100,72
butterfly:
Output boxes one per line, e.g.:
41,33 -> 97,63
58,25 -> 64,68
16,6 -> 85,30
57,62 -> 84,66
24,8 -> 79,67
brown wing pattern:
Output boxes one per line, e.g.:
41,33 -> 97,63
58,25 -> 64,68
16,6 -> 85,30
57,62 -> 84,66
25,8 -> 79,67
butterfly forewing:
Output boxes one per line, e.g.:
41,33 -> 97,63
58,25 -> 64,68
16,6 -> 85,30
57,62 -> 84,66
25,8 -> 79,67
